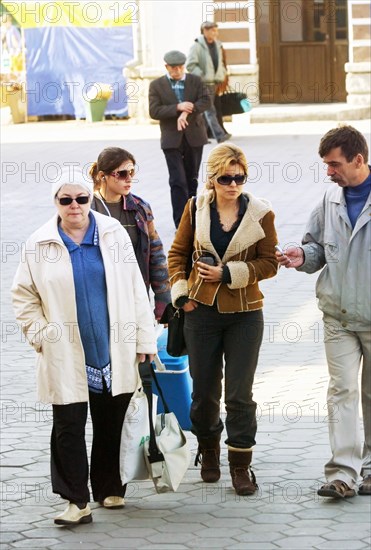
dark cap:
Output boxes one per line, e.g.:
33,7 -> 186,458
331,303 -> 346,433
201,20 -> 218,32
164,50 -> 186,66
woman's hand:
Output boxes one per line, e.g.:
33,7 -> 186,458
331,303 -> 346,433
197,261 -> 223,282
183,299 -> 198,312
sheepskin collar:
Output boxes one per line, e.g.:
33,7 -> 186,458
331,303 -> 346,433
195,191 -> 272,262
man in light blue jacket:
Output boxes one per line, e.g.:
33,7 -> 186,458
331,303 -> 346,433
277,125 -> 371,499
187,21 -> 231,144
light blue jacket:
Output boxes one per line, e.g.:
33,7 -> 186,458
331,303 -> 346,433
297,184 -> 371,329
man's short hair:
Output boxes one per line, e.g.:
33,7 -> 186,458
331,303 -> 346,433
319,125 -> 369,163
201,21 -> 218,34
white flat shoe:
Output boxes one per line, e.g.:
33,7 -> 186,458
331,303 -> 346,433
100,496 -> 125,509
54,503 -> 92,525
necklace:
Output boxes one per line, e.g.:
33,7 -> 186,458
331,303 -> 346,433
218,204 -> 239,232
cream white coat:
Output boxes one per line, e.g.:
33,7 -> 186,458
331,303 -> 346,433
11,211 -> 157,404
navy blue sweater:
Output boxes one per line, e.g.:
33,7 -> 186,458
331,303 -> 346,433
344,168 -> 371,228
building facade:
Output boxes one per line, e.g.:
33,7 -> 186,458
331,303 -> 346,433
125,0 -> 370,120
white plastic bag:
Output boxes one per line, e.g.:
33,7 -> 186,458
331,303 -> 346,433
144,411 -> 191,493
119,387 -> 158,484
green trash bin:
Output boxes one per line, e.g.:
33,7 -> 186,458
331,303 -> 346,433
85,98 -> 108,122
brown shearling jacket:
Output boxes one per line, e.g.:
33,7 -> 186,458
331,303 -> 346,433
168,192 -> 279,313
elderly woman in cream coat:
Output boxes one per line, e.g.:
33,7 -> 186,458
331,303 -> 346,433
11,169 -> 157,525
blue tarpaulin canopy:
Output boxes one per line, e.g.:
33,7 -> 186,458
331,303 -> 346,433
3,1 -> 134,117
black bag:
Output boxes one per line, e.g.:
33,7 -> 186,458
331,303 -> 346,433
159,197 -> 196,357
159,303 -> 186,357
220,90 -> 251,116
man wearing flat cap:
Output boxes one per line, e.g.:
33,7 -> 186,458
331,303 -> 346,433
187,21 -> 231,144
149,50 -> 210,228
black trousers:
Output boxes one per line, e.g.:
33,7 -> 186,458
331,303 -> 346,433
184,304 -> 264,448
214,94 -> 227,133
51,387 -> 132,503
163,137 -> 203,228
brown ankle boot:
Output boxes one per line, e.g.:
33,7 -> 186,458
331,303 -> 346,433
194,437 -> 221,483
228,449 -> 258,495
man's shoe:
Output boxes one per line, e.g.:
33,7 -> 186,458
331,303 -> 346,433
54,503 -> 92,525
100,496 -> 125,508
317,480 -> 356,498
359,474 -> 371,495
217,133 -> 232,144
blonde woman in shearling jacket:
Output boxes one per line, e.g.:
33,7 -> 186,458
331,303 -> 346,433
168,143 -> 278,496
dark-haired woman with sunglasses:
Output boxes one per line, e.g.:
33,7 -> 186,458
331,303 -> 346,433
90,147 -> 170,320
12,169 -> 157,524
168,143 -> 279,496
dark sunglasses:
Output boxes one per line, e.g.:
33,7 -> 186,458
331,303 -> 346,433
216,174 -> 247,186
58,196 -> 90,206
110,169 -> 135,179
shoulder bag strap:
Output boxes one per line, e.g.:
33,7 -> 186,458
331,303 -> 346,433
139,358 -> 175,464
186,197 -> 197,277
138,359 -> 164,463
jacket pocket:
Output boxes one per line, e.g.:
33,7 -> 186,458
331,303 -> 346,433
32,323 -> 60,354
324,241 -> 340,265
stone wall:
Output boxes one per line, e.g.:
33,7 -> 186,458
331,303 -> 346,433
124,0 -> 371,120
346,0 -> 371,105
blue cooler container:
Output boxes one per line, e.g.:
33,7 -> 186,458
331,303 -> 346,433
152,328 -> 193,430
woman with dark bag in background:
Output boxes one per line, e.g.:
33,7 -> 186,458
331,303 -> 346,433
168,143 -> 278,495
90,147 -> 171,321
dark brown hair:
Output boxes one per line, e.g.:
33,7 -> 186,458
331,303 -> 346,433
318,125 -> 368,163
89,147 -> 136,191
200,21 -> 218,34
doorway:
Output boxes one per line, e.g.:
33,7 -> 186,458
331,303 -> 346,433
256,0 -> 348,103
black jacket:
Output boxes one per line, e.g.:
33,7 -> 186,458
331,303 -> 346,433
149,73 -> 210,149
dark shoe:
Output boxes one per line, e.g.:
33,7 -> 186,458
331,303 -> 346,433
217,133 -> 232,144
195,436 -> 221,483
228,449 -> 258,496
54,503 -> 92,525
359,474 -> 371,495
317,480 -> 356,498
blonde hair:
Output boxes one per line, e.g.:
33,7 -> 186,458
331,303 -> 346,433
204,143 -> 248,190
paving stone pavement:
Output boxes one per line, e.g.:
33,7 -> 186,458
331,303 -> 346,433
1,117 -> 370,549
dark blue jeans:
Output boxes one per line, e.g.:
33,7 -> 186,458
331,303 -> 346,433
184,303 -> 264,448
